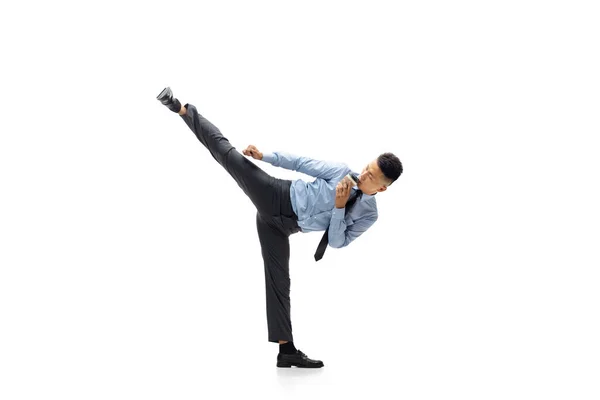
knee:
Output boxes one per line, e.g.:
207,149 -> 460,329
256,212 -> 265,228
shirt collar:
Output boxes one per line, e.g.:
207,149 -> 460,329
358,190 -> 376,200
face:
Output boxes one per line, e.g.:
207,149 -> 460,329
357,159 -> 388,195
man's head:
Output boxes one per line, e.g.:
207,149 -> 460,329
357,152 -> 403,195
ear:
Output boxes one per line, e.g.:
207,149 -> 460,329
377,185 -> 387,193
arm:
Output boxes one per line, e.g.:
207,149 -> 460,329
262,151 -> 347,182
327,210 -> 378,249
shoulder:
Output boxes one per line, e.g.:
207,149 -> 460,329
364,197 -> 378,219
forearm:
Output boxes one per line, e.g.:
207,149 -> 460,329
326,207 -> 348,248
328,212 -> 377,249
261,151 -> 299,170
261,151 -> 347,181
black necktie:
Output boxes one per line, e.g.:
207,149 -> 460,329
314,184 -> 363,262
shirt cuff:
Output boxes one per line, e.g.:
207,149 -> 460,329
331,207 -> 345,220
261,152 -> 275,164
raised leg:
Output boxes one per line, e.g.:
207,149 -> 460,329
180,103 -> 278,216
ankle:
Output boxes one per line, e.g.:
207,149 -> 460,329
279,341 -> 297,354
178,105 -> 187,115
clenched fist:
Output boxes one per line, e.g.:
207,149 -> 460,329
242,145 -> 263,160
335,176 -> 354,209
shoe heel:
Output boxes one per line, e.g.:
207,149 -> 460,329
277,362 -> 293,368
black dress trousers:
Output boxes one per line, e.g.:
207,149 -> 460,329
180,104 -> 301,343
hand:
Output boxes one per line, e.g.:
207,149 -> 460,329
335,176 -> 353,208
242,145 -> 263,160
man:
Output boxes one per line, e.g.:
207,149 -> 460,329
157,87 -> 403,368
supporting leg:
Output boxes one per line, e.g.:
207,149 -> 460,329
256,212 -> 294,343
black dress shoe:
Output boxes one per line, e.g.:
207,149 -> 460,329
156,87 -> 182,113
277,350 -> 324,368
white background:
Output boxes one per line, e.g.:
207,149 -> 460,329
1,1 -> 599,399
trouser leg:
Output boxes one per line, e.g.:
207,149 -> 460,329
180,103 -> 278,216
256,212 -> 294,343
180,103 -> 301,343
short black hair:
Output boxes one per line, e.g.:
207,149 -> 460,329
377,152 -> 403,186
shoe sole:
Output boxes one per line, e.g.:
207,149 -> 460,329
156,87 -> 171,101
276,362 -> 324,368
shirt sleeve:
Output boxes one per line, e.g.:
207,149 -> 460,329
327,209 -> 378,249
262,151 -> 347,182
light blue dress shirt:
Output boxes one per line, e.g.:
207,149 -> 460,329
261,151 -> 378,249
